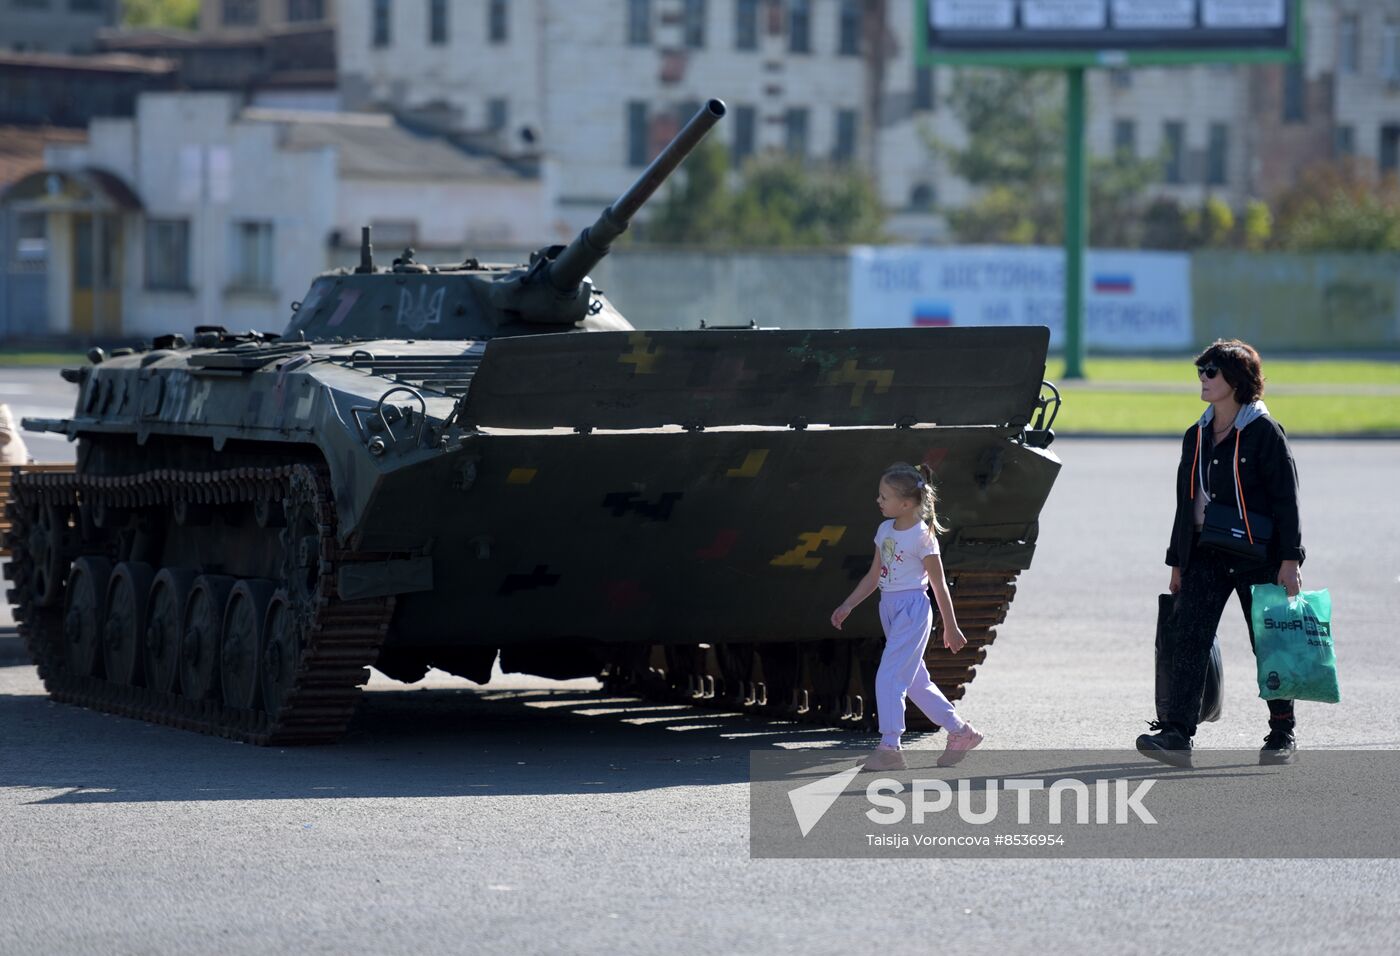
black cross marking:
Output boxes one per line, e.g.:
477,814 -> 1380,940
602,491 -> 684,521
498,565 -> 561,596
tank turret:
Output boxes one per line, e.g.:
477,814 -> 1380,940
283,99 -> 727,342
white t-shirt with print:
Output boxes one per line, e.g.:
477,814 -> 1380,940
874,519 -> 940,591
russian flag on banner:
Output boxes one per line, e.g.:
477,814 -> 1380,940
912,301 -> 953,326
1093,273 -> 1134,294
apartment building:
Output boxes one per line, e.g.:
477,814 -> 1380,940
332,1 -> 1400,238
338,0 -> 962,236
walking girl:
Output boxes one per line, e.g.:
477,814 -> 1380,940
831,462 -> 983,771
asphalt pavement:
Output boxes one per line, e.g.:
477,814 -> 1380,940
2,366 -> 1399,955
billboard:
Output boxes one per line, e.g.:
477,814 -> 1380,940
848,246 -> 1193,350
918,0 -> 1302,67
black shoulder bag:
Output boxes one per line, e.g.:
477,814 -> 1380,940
1196,427 -> 1274,562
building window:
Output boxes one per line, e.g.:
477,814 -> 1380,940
1334,124 -> 1355,157
1380,125 -> 1400,175
732,104 -> 756,166
627,101 -> 649,167
1113,118 -> 1136,157
222,0 -> 258,26
230,220 -> 274,291
909,183 -> 935,211
489,97 -> 509,132
784,106 -> 808,157
1338,14 -> 1360,74
1384,22 -> 1400,82
788,0 -> 811,53
914,65 -> 935,111
734,0 -> 758,51
287,0 -> 324,21
838,0 -> 860,56
1282,62 -> 1306,122
1206,122 -> 1228,186
627,0 -> 651,45
833,108 -> 857,163
1162,121 -> 1184,184
1109,68 -> 1132,89
13,213 -> 47,266
372,0 -> 391,48
429,0 -> 448,44
682,0 -> 705,49
489,0 -> 509,44
145,219 -> 190,291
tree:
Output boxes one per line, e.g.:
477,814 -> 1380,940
1271,160 -> 1400,252
647,137 -> 732,244
122,0 -> 199,28
937,70 -> 1064,244
643,139 -> 887,247
933,69 -> 1160,247
1185,196 -> 1236,248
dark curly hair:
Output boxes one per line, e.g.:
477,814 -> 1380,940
1195,338 -> 1265,405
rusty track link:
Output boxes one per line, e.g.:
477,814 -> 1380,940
599,571 -> 1020,733
3,464 -> 395,745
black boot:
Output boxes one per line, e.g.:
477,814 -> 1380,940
1260,725 -> 1296,765
1136,720 -> 1193,769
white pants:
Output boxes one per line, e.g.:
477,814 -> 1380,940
876,588 -> 966,740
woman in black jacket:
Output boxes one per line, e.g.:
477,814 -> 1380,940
1136,339 -> 1304,769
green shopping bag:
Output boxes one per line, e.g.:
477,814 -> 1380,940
1249,584 -> 1340,704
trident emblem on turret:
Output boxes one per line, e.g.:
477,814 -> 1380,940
397,286 -> 446,332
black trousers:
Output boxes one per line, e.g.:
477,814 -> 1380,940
1164,535 -> 1296,737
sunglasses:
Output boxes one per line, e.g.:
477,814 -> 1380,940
1196,364 -> 1221,379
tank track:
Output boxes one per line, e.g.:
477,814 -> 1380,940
599,570 -> 1019,733
3,464 -> 395,745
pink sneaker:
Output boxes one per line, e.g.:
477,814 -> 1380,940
937,723 -> 984,767
857,745 -> 907,772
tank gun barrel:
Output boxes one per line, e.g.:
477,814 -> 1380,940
545,98 -> 726,294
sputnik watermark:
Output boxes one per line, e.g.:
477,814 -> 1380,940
751,749 -> 1400,858
787,765 -> 1154,838
864,776 -> 1157,826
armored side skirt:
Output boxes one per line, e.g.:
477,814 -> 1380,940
361,425 -> 1059,648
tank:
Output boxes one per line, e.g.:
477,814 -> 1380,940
3,99 -> 1063,745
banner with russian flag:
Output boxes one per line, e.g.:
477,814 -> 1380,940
848,245 -> 1192,349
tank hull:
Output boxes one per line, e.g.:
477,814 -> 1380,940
371,426 -> 1057,649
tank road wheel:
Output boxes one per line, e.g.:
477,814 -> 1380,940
220,579 -> 274,711
144,569 -> 196,695
63,557 -> 112,679
253,496 -> 285,529
281,472 -> 327,609
259,590 -> 303,718
27,504 -> 75,608
180,575 -> 235,701
102,562 -> 155,687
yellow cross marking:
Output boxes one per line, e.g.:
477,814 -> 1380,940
725,449 -> 769,478
618,332 -> 662,375
770,525 -> 846,570
506,467 -> 537,485
822,359 -> 893,407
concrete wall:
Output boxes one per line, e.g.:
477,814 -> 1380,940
1193,251 -> 1400,351
14,240 -> 1400,352
602,248 -> 1400,349
590,247 -> 849,331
